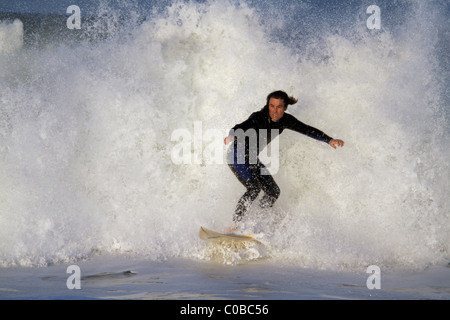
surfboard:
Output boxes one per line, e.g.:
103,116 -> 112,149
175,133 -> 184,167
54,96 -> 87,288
199,226 -> 261,245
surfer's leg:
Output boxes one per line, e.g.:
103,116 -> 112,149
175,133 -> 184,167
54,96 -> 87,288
234,178 -> 262,222
228,162 -> 262,222
256,162 -> 280,209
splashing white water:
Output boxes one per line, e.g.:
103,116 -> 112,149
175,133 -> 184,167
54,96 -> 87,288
0,0 -> 448,268
0,19 -> 23,55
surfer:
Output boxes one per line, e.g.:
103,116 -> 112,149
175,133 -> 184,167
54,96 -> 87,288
224,90 -> 344,223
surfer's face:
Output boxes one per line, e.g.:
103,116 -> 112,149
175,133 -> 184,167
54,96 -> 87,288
268,98 -> 286,122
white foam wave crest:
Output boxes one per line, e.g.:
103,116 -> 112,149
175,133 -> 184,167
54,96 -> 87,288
0,0 -> 448,268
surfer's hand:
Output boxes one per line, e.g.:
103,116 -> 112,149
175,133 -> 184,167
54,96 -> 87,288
224,135 -> 235,145
329,139 -> 344,149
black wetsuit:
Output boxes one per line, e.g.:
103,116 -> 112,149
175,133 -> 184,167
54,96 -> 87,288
227,106 -> 333,221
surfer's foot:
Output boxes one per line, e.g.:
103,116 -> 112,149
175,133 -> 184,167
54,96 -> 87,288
230,213 -> 244,233
227,226 -> 239,234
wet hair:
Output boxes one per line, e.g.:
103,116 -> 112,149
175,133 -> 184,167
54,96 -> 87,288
266,90 -> 298,108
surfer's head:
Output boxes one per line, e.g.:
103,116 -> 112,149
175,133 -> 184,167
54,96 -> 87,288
265,90 -> 298,122
266,90 -> 298,108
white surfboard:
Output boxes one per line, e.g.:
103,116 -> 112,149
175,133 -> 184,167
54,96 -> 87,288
199,226 -> 261,245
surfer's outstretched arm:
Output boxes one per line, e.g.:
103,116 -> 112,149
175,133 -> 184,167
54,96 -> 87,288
329,139 -> 344,149
224,135 -> 235,145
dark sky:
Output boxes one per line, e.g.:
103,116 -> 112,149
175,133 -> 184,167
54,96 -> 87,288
0,0 -> 157,14
0,0 -> 92,14
0,0 -> 364,14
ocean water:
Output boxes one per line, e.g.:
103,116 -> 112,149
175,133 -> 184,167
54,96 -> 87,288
0,0 -> 449,300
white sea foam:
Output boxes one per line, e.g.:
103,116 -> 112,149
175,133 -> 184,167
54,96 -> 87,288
0,0 -> 448,269
0,19 -> 23,55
